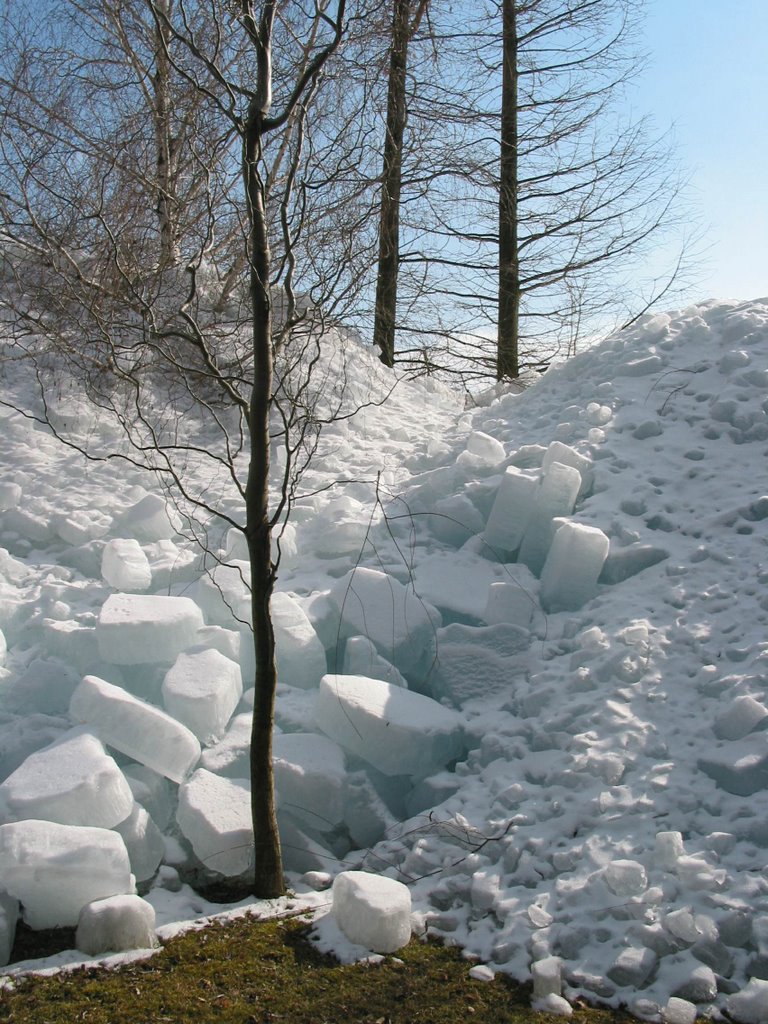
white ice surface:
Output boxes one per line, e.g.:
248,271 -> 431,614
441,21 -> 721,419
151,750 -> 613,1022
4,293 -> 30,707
176,769 -> 252,877
161,647 -> 242,745
76,894 -> 157,956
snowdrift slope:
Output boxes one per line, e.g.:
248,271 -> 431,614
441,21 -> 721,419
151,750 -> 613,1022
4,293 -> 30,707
1,298 -> 768,1021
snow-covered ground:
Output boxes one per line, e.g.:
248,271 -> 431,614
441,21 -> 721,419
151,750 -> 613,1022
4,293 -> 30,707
2,297 -> 768,1022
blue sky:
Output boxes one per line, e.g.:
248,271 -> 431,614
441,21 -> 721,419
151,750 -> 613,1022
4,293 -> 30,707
632,0 -> 767,304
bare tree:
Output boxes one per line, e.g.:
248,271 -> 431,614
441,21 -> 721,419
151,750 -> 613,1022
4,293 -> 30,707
0,0 -> 356,898
386,0 -> 692,384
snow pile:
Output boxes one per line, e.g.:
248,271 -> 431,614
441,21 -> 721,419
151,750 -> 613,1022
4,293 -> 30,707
1,297 -> 768,1020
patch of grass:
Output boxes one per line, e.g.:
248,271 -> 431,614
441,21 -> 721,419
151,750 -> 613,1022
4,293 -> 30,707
0,914 -> 643,1024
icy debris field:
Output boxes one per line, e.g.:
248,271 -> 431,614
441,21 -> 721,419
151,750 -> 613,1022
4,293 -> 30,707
2,297 -> 768,1020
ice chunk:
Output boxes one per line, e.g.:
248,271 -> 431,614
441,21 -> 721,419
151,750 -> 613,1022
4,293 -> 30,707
101,539 -> 152,592
143,539 -> 199,588
1,656 -> 81,716
714,695 -> 768,741
200,713 -> 252,778
726,979 -> 768,1024
0,728 -> 134,829
655,831 -> 685,871
466,431 -> 505,464
606,946 -> 657,987
315,674 -> 464,778
329,568 -> 440,676
122,764 -> 175,830
430,622 -> 529,705
0,627 -> 5,668
698,734 -> 768,796
194,625 -> 241,663
483,573 -> 538,630
278,815 -> 339,875
115,493 -> 181,541
176,769 -> 252,877
272,733 -> 346,833
0,482 -> 22,511
518,463 -> 582,576
76,894 -> 157,955
161,648 -> 242,745
541,441 -> 593,497
532,956 -> 562,999
603,859 -> 647,896
428,494 -> 484,546
272,592 -> 327,689
483,466 -> 539,555
343,636 -> 408,688
662,997 -> 698,1024
540,521 -> 609,612
332,870 -> 411,953
70,675 -> 201,784
0,891 -> 19,967
195,560 -> 251,627
343,771 -> 398,850
410,547 -> 515,620
114,804 -> 165,884
56,508 -> 111,545
0,820 -> 134,928
97,593 -> 205,666
673,964 -> 717,1003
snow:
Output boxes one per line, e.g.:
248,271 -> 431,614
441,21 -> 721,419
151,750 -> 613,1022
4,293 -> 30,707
3,296 -> 768,1015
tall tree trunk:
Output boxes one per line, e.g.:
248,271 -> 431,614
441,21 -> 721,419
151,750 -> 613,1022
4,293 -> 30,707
153,0 -> 179,269
373,0 -> 411,368
243,118 -> 283,900
497,0 -> 519,380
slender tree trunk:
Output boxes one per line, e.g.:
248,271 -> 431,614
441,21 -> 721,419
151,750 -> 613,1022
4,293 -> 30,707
497,0 -> 519,380
153,0 -> 179,269
373,0 -> 411,368
243,117 -> 284,899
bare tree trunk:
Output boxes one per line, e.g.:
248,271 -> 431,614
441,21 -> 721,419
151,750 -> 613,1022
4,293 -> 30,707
243,117 -> 283,899
373,0 -> 412,368
153,0 -> 179,269
497,0 -> 519,380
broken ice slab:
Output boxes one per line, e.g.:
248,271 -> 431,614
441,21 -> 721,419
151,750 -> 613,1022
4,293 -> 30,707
0,819 -> 134,929
540,520 -> 609,613
176,769 -> 252,877
314,674 -> 464,778
70,675 -> 201,784
332,870 -> 412,953
161,647 -> 242,745
97,593 -> 205,666
483,466 -> 539,556
518,462 -> 582,576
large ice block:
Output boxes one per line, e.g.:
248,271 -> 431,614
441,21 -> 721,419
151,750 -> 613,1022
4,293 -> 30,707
272,733 -> 346,833
200,713 -> 253,778
97,593 -> 205,665
0,820 -> 134,929
70,675 -> 201,784
114,803 -> 165,884
541,441 -> 593,498
101,539 -> 151,592
328,568 -> 440,676
161,648 -> 242,745
518,462 -> 582,576
76,894 -> 157,955
540,521 -> 609,612
195,560 -> 251,627
314,674 -> 464,778
343,636 -> 408,688
115,493 -> 181,542
0,728 -> 134,828
272,592 -> 327,689
176,769 -> 252,877
483,466 -> 539,555
332,870 -> 412,953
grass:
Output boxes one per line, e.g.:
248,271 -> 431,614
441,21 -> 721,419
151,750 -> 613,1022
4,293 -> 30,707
0,914 -> 643,1024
